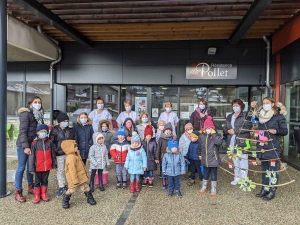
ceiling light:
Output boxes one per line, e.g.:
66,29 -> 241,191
208,47 -> 217,55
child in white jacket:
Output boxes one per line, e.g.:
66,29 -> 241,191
88,133 -> 110,192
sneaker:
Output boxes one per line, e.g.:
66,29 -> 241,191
231,178 -> 240,186
161,185 -> 167,190
176,190 -> 182,198
116,183 -> 121,189
168,193 -> 173,197
56,187 -> 66,196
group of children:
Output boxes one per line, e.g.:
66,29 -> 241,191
28,110 -> 223,208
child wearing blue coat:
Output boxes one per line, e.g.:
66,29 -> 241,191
125,132 -> 147,193
162,139 -> 186,197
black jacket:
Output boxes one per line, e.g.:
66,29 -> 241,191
16,107 -> 40,149
73,121 -> 94,159
49,125 -> 78,156
142,138 -> 158,171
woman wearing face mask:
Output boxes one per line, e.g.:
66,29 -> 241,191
73,112 -> 94,165
158,102 -> 179,138
15,96 -> 44,202
155,120 -> 166,143
49,111 -> 78,197
223,99 -> 251,185
190,99 -> 212,132
251,98 -> 288,201
122,117 -> 138,143
136,112 -> 155,141
116,100 -> 138,128
89,97 -> 112,132
179,123 -> 193,158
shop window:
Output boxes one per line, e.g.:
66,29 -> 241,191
7,82 -> 24,116
66,85 -> 91,125
250,86 -> 265,106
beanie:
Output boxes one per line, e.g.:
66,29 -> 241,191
144,125 -> 153,137
117,126 -> 126,136
56,112 -> 69,123
36,124 -> 49,132
131,132 -> 140,143
184,122 -> 193,131
203,116 -> 215,129
190,131 -> 200,139
168,139 -> 179,150
163,122 -> 173,133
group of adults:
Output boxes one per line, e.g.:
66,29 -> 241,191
14,94 -> 287,202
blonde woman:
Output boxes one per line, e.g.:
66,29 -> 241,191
136,112 -> 155,141
116,100 -> 138,127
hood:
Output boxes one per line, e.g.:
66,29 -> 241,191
18,107 -> 31,115
77,117 -> 92,125
61,140 -> 76,155
92,132 -> 104,145
123,117 -> 136,127
166,148 -> 181,155
99,119 -> 112,132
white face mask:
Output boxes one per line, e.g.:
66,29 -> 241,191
206,129 -> 212,134
187,130 -> 193,134
263,104 -> 272,111
159,126 -> 164,131
97,104 -> 104,110
165,108 -> 172,113
32,103 -> 41,110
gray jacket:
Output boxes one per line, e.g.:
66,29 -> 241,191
88,133 -> 110,170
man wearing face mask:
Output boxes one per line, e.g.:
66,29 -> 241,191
223,99 -> 251,185
158,102 -> 179,138
50,112 -> 78,196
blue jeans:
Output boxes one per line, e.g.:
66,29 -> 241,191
15,146 -> 33,190
167,175 -> 180,194
261,161 -> 279,193
144,171 -> 154,178
203,167 -> 217,181
130,174 -> 140,182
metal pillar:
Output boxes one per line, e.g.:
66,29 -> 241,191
0,0 -> 11,198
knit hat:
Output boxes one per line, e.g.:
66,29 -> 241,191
190,131 -> 200,139
203,116 -> 215,129
184,122 -> 193,131
168,139 -> 179,150
163,122 -> 173,133
117,126 -> 126,136
56,112 -> 69,123
96,133 -> 104,141
36,124 -> 49,132
144,125 -> 153,137
131,132 -> 140,143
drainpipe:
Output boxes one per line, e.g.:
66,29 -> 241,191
37,26 -> 62,125
263,36 -> 274,98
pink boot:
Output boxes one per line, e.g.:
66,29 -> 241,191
95,174 -> 99,185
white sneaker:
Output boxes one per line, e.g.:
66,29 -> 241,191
230,178 -> 240,185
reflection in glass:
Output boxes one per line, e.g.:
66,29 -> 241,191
121,86 -> 147,117
7,83 -> 23,116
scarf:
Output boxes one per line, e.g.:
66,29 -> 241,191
31,107 -> 44,125
160,132 -> 172,140
259,109 -> 274,124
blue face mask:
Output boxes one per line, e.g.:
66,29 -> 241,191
233,106 -> 241,113
61,121 -> 69,128
97,104 -> 104,109
125,106 -> 131,112
80,118 -> 87,124
102,127 -> 108,132
199,105 -> 205,110
39,132 -> 47,139
142,118 -> 148,123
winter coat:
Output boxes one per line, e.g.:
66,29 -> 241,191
199,133 -> 223,167
179,134 -> 191,157
73,118 -> 94,159
136,123 -> 155,141
110,139 -> 130,164
28,138 -> 56,173
49,125 -> 78,156
190,107 -> 211,131
99,120 -> 115,150
88,134 -> 110,170
141,138 -> 158,171
124,145 -> 147,175
162,149 -> 185,176
186,140 -> 201,161
223,112 -> 251,149
156,137 -> 170,160
16,107 -> 40,149
61,140 -> 89,189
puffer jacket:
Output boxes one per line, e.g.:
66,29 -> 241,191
199,133 -> 223,167
99,120 -> 115,150
179,134 -> 191,157
186,140 -> 201,161
88,133 -> 110,170
16,107 -> 40,149
124,145 -> 147,175
49,125 -> 78,156
61,140 -> 89,189
223,112 -> 251,149
156,137 -> 170,160
110,139 -> 130,164
141,138 -> 158,171
162,149 -> 185,176
28,138 -> 56,172
190,107 -> 212,131
73,118 -> 94,159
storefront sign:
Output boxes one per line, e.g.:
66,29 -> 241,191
186,60 -> 237,79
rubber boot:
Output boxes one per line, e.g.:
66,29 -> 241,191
161,178 -> 167,190
62,194 -> 71,209
15,190 -> 26,202
102,172 -> 108,185
263,191 -> 275,201
210,181 -> 217,197
33,187 -> 41,204
99,173 -> 105,191
142,177 -> 148,186
95,174 -> 99,185
130,182 -> 135,193
199,179 -> 208,194
28,184 -> 34,195
84,191 -> 97,205
89,178 -> 95,192
135,180 -> 140,192
256,187 -> 269,198
40,186 -> 50,202
148,178 -> 153,188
